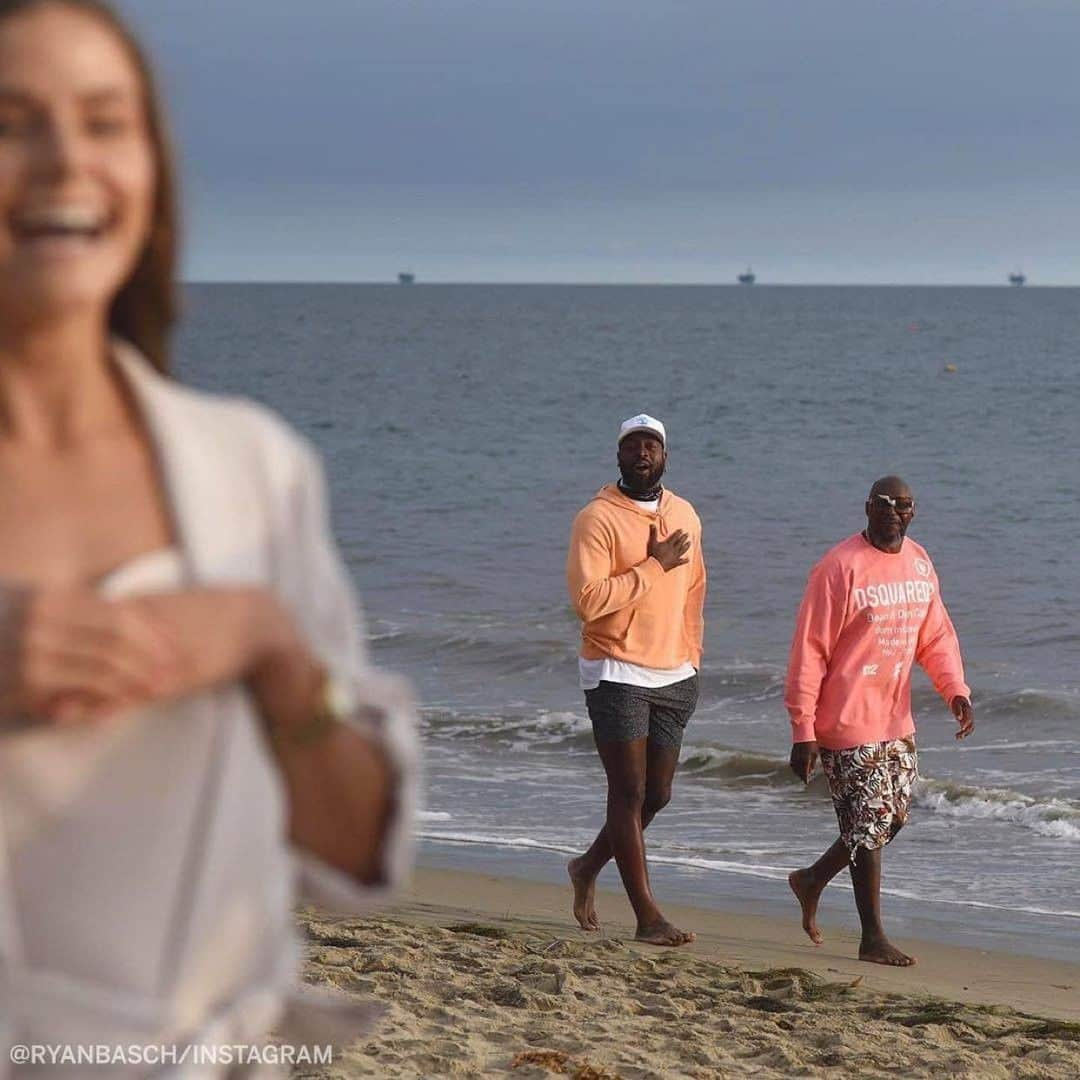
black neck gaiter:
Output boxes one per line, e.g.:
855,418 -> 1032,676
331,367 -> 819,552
617,479 -> 664,502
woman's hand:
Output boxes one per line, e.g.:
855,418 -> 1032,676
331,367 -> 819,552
130,587 -> 298,704
0,585 -> 296,726
137,586 -> 349,743
0,587 -> 182,724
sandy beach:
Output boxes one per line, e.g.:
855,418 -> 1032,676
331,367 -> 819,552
296,866 -> 1080,1078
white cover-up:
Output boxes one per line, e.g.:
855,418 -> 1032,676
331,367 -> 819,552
0,344 -> 418,1077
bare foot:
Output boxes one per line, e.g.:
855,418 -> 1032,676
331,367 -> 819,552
635,918 -> 695,947
859,935 -> 916,967
567,857 -> 599,931
788,869 -> 823,944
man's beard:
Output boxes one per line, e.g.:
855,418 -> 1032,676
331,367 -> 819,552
867,519 -> 908,549
618,461 -> 665,495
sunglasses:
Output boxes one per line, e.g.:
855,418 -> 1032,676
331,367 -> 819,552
871,493 -> 916,513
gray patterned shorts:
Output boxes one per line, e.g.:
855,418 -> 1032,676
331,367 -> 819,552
820,736 -> 918,860
584,675 -> 699,750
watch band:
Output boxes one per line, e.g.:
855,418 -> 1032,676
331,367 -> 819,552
275,671 -> 355,747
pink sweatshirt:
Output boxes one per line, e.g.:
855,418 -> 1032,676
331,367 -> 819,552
785,533 -> 970,750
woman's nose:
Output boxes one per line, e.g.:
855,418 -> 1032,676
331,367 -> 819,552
31,117 -> 85,181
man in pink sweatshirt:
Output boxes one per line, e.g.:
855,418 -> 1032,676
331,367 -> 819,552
785,475 -> 975,966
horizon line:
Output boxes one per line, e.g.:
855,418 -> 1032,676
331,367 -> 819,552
180,278 -> 1075,289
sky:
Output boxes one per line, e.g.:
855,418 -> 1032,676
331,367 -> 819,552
120,0 -> 1080,284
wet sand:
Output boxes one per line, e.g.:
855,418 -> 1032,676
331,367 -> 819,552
295,866 -> 1080,1078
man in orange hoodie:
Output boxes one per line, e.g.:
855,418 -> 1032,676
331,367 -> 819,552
785,475 -> 975,966
566,414 -> 706,946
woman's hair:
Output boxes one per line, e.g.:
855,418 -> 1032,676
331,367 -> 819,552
0,0 -> 179,373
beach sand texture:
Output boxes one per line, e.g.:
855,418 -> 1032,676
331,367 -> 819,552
295,868 -> 1080,1079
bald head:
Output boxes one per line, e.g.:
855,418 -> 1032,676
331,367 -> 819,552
868,475 -> 913,501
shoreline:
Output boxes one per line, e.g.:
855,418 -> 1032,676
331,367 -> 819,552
298,865 -> 1080,1077
417,837 -> 1080,964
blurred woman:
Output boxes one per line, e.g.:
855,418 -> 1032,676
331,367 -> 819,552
0,0 -> 415,1069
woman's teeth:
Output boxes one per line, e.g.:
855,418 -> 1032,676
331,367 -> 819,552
12,205 -> 109,238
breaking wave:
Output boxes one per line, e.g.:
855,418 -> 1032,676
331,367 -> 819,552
971,686 -> 1080,722
421,706 -> 593,750
679,746 -> 825,790
678,744 -> 1078,841
916,779 -> 1080,842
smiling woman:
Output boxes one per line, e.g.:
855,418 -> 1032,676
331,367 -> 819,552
0,1 -> 416,1070
0,0 -> 175,367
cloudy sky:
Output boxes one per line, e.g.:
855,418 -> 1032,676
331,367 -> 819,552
121,0 -> 1079,284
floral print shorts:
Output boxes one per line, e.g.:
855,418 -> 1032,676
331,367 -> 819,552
819,736 -> 918,860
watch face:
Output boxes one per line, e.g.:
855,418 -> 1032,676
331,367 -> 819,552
325,675 -> 357,719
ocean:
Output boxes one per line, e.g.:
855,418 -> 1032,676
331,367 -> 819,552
178,284 -> 1079,961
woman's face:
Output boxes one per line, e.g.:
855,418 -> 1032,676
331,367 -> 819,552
0,3 -> 155,325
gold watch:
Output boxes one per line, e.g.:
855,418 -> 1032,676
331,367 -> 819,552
278,671 -> 356,747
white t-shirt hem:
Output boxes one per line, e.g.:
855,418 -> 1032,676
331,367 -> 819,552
579,656 -> 697,691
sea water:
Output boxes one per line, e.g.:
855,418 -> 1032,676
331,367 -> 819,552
179,284 -> 1080,961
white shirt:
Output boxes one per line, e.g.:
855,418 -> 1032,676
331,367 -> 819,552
578,656 -> 697,691
0,344 -> 418,1075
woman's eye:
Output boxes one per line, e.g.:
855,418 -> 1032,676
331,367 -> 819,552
86,115 -> 128,136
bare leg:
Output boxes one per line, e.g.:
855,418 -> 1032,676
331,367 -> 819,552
788,837 -> 849,944
570,738 -> 692,945
569,741 -> 680,933
851,846 -> 915,966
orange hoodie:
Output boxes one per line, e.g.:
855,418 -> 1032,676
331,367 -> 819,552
567,484 -> 705,669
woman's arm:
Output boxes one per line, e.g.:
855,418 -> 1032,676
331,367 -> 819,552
125,586 -> 406,885
246,602 -> 396,885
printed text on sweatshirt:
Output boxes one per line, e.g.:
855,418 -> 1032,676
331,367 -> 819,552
785,533 -> 970,750
567,485 -> 706,670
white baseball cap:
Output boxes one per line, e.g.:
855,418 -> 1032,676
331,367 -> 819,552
618,413 -> 666,448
